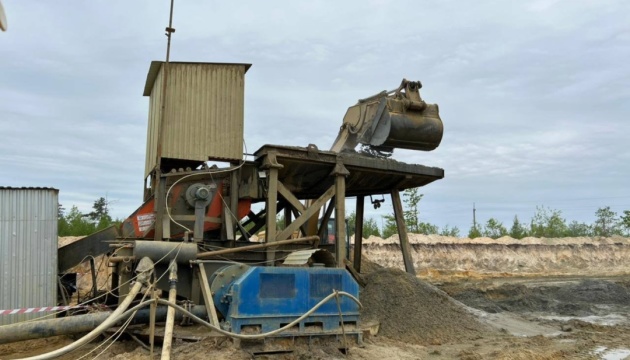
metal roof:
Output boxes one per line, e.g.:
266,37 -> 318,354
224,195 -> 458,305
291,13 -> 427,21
0,187 -> 58,191
143,60 -> 252,96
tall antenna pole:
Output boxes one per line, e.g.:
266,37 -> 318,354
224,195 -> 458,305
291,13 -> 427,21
154,0 -> 176,241
156,0 -> 176,170
473,202 -> 477,230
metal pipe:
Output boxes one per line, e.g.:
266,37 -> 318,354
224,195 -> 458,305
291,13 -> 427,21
0,305 -> 209,345
194,236 -> 319,260
161,260 -> 178,360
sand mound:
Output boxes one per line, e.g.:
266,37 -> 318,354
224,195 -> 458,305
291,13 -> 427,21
360,267 -> 488,345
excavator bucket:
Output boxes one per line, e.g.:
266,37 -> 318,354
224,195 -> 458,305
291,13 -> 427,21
331,79 -> 443,156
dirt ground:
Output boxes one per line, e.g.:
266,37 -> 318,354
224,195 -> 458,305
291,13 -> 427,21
2,236 -> 630,359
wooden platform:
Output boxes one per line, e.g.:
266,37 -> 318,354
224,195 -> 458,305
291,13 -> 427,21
254,144 -> 444,199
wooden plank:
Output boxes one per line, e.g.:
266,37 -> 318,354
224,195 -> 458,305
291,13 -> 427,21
353,196 -> 364,272
197,263 -> 220,327
277,181 -> 306,213
335,175 -> 346,268
265,166 -> 279,263
391,190 -> 416,275
275,185 -> 335,241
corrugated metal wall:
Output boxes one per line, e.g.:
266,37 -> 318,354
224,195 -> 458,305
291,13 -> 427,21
0,188 -> 58,325
144,62 -> 248,177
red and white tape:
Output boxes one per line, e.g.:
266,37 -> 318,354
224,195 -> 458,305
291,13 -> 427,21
0,305 -> 82,315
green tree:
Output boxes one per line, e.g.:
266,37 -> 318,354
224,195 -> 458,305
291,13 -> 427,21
565,221 -> 592,237
57,204 -> 69,236
468,225 -> 482,239
593,206 -> 619,237
402,188 -> 423,233
482,218 -> 508,239
381,214 -> 398,239
347,211 -> 356,237
417,222 -> 439,235
620,210 -> 630,236
530,206 -> 567,238
347,211 -> 381,238
439,224 -> 460,237
380,189 -> 439,237
276,213 -> 286,230
509,215 -> 528,239
60,206 -> 97,236
363,218 -> 381,238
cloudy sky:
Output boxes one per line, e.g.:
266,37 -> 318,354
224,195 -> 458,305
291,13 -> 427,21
1,0 -> 629,234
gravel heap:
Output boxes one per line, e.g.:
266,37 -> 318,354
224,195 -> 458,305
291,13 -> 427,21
360,267 -> 489,345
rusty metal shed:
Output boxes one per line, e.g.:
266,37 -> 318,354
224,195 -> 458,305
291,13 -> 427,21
143,61 -> 251,177
0,187 -> 58,325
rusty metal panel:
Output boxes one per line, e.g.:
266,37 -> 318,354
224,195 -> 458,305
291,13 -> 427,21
0,188 -> 58,325
144,61 -> 251,177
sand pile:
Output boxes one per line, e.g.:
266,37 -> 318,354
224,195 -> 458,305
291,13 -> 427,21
359,267 -> 489,345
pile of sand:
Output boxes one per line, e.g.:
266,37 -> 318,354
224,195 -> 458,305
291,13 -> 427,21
359,267 -> 489,345
358,234 -> 630,246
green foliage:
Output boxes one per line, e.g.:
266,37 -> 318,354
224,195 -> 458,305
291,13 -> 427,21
363,218 -> 381,238
565,221 -> 593,237
381,214 -> 398,239
468,225 -> 482,239
58,197 -> 119,236
417,222 -> 439,235
276,213 -> 286,230
380,188 -> 440,237
439,225 -> 460,237
482,218 -> 508,239
347,211 -> 356,237
347,211 -> 381,238
593,206 -> 620,237
620,210 -> 630,236
530,206 -> 567,238
509,215 -> 528,239
403,188 -> 423,233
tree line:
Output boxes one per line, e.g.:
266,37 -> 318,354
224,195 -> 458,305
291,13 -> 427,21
348,188 -> 630,240
58,197 -> 121,236
467,205 -> 630,239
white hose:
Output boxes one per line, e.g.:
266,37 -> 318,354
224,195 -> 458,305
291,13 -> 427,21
19,287 -> 359,358
19,257 -> 155,360
102,290 -> 361,340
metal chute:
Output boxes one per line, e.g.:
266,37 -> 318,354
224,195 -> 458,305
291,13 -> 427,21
331,79 -> 443,156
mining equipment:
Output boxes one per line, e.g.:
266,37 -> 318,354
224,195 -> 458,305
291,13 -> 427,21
0,61 -> 444,357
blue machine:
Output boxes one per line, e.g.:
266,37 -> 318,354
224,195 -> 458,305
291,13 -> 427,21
211,266 -> 360,335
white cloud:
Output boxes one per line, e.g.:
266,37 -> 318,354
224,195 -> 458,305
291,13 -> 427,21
0,0 -> 628,232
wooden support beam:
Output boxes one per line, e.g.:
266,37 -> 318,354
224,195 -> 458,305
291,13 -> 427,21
196,236 -> 320,259
275,185 -> 335,241
261,152 -> 284,264
334,173 -> 347,268
278,181 -> 306,213
265,167 -> 280,262
354,196 -> 364,272
330,160 -> 350,268
197,263 -> 220,327
222,203 -> 235,240
391,190 -> 416,275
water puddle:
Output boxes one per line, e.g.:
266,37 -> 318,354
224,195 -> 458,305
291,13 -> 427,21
537,313 -> 628,326
593,346 -> 630,360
